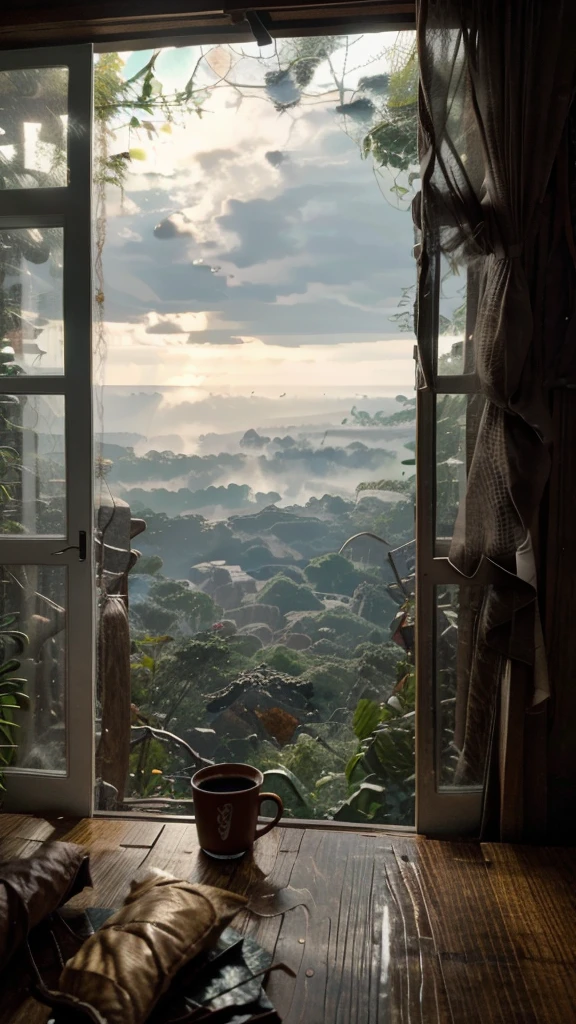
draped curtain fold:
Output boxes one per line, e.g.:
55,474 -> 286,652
416,0 -> 576,836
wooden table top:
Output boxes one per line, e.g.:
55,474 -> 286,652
0,814 -> 575,1023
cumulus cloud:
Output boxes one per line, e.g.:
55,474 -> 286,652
187,333 -> 244,345
195,149 -> 238,171
265,150 -> 287,167
153,212 -> 195,239
101,84 -> 416,350
146,320 -> 186,334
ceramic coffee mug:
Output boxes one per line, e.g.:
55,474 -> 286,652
192,762 -> 283,859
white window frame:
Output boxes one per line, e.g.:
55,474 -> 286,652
0,44 -> 95,817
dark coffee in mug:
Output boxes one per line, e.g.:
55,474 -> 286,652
197,776 -> 254,794
192,762 -> 283,860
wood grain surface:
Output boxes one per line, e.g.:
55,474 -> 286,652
0,814 -> 574,1023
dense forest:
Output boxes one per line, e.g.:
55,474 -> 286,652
106,375 -> 465,824
121,398 -> 418,825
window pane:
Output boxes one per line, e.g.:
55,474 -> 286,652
0,564 -> 66,773
435,392 -> 467,540
435,392 -> 485,545
0,227 -> 64,375
0,67 -> 68,189
0,394 -> 65,535
437,256 -> 477,376
435,582 -> 487,789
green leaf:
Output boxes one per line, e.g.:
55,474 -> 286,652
140,655 -> 155,671
0,631 -> 27,654
129,148 -> 147,161
332,782 -> 386,822
353,699 -> 384,741
123,53 -> 159,87
390,184 -> 409,198
0,660 -> 21,678
129,116 -> 141,128
315,772 -> 346,789
11,693 -> 29,709
401,458 -> 416,465
345,751 -> 365,784
262,767 -> 310,812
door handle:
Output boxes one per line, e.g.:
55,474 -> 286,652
52,530 -> 87,561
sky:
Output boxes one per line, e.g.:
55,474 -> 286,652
98,33 -> 422,403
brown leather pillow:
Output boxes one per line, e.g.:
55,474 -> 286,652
0,841 -> 91,969
51,868 -> 247,1024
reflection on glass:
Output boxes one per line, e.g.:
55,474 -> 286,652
437,255 -> 468,375
0,67 -> 68,189
435,393 -> 467,539
94,32 -> 418,825
435,583 -> 485,788
0,394 -> 65,535
0,564 -> 66,772
0,228 -> 64,375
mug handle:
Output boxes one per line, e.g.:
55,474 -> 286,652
255,793 -> 284,840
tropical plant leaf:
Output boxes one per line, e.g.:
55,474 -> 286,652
353,699 -> 383,741
0,680 -> 27,693
315,772 -> 346,789
345,751 -> 365,784
123,53 -> 159,87
263,767 -> 310,811
332,782 -> 386,821
0,631 -> 27,654
0,660 -> 21,678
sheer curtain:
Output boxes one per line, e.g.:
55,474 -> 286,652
416,0 -> 576,837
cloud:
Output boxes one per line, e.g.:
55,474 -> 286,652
153,212 -> 195,239
187,333 -> 244,345
216,192 -> 306,267
146,320 -> 185,334
265,150 -> 287,167
195,149 -> 237,171
117,226 -> 142,241
101,90 -> 417,347
144,312 -> 208,334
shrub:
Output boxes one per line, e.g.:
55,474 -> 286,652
260,645 -> 307,677
304,552 -> 362,595
289,608 -> 387,646
256,575 -> 323,615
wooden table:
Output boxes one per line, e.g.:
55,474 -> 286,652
0,814 -> 575,1023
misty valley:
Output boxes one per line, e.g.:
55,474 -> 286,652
98,386 -> 418,824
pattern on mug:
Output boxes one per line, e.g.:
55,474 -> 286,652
217,802 -> 233,840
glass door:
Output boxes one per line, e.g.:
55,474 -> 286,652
0,44 -> 94,815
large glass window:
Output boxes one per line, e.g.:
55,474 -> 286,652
0,564 -> 67,772
0,67 -> 69,190
94,32 -> 418,824
0,227 -> 64,376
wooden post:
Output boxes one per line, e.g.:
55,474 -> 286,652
95,497 -> 146,805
